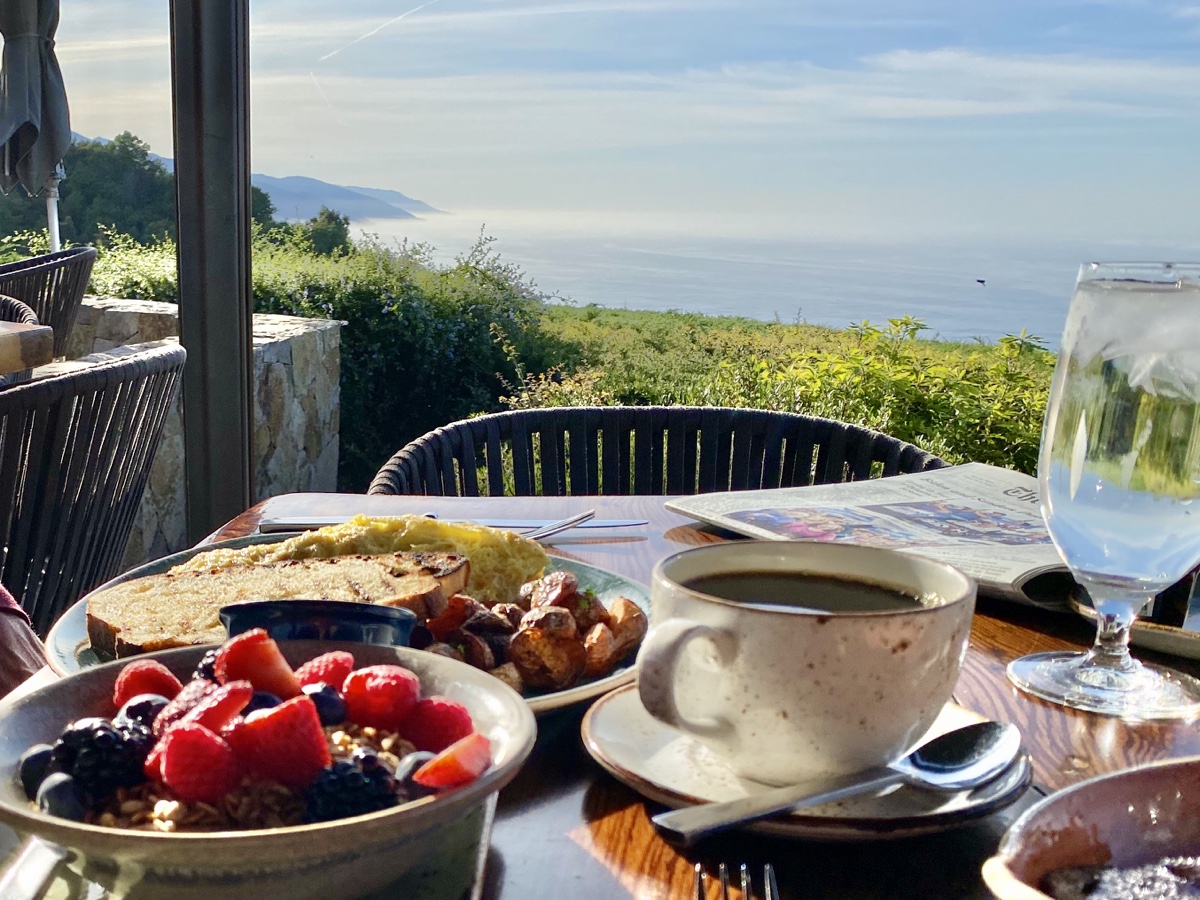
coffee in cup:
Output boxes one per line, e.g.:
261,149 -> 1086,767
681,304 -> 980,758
636,541 -> 975,785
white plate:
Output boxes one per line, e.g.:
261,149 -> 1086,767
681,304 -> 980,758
45,535 -> 650,716
581,684 -> 1033,841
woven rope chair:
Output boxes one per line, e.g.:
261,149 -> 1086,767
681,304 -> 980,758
0,341 -> 186,634
0,295 -> 41,388
0,246 -> 98,357
369,406 -> 947,497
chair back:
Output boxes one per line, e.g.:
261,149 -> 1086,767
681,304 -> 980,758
0,247 -> 98,357
0,341 -> 186,634
369,406 -> 947,497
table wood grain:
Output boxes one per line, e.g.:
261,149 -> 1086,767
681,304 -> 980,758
209,492 -> 1200,900
0,321 -> 53,376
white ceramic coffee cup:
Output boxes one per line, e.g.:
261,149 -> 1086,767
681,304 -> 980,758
636,541 -> 976,786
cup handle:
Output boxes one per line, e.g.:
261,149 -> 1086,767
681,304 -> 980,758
637,619 -> 734,740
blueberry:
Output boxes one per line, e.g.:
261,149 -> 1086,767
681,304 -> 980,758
17,743 -> 55,800
243,691 -> 283,716
393,751 -> 438,799
36,773 -> 89,821
115,693 -> 170,728
301,683 -> 347,726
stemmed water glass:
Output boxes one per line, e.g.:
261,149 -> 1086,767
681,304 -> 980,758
1007,262 -> 1200,719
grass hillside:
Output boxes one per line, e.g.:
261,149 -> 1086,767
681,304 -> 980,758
84,229 -> 1054,489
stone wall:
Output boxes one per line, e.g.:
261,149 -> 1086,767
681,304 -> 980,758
63,297 -> 341,567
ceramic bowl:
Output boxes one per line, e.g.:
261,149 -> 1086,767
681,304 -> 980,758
0,641 -> 537,900
982,755 -> 1200,899
219,599 -> 418,647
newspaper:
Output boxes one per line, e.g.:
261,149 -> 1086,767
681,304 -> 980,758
666,463 -> 1076,609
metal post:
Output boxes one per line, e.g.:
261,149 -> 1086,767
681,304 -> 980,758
44,170 -> 61,253
168,0 -> 254,543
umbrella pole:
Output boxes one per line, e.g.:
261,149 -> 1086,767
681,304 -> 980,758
44,173 -> 61,252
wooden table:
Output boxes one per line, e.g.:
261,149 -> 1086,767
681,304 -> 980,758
0,320 -> 52,376
203,492 -> 1200,900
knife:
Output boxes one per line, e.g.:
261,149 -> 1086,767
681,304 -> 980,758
256,515 -> 649,534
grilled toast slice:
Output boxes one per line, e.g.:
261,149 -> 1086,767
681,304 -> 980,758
86,552 -> 469,659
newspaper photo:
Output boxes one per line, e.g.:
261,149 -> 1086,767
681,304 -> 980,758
666,463 -> 1076,609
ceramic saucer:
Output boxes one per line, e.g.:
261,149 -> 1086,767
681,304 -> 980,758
581,684 -> 1033,841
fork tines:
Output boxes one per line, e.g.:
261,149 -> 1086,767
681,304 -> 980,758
693,862 -> 779,900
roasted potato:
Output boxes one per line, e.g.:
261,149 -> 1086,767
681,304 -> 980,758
554,588 -> 612,634
609,597 -> 648,657
462,607 -> 516,636
527,571 -> 579,609
445,629 -> 496,670
490,603 -> 526,631
583,622 -> 618,678
488,662 -> 525,694
519,606 -> 578,641
424,642 -> 466,663
508,627 -> 586,689
426,593 -> 489,642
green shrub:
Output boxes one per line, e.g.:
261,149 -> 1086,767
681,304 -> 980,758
251,231 -> 559,489
82,229 -> 1054,486
515,313 -> 1055,474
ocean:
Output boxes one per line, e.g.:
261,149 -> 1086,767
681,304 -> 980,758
356,211 -> 1200,348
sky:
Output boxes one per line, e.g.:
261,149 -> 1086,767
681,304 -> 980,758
57,0 -> 1200,246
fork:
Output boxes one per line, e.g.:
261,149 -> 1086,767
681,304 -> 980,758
524,509 -> 596,542
693,862 -> 780,900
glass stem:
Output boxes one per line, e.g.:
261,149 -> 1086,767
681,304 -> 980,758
1087,598 -> 1141,674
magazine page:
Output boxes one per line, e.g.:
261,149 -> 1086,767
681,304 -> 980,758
666,463 -> 1074,608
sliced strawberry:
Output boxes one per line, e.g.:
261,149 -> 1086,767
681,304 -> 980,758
113,660 -> 183,710
181,680 -> 253,733
412,732 -> 491,790
295,651 -> 355,689
400,696 -> 475,753
152,678 -> 217,738
160,723 -> 242,805
341,665 -> 420,731
214,629 -> 300,698
233,696 -> 330,790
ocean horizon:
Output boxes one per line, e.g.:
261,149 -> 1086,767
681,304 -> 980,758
356,211 -> 1200,349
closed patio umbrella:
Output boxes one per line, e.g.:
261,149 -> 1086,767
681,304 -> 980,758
0,0 -> 69,250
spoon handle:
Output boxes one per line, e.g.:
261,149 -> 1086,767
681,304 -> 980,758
652,767 -> 906,846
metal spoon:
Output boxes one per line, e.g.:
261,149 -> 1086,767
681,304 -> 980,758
652,720 -> 1022,846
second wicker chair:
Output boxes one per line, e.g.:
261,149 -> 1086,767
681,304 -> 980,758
0,246 -> 98,357
368,407 -> 946,497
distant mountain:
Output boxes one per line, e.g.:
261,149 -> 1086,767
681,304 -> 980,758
70,133 -> 441,222
342,185 -> 444,216
250,175 -> 417,222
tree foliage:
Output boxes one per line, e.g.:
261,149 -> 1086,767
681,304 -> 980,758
0,131 -> 321,254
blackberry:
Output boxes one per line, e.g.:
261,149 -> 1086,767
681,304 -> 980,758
305,756 -> 398,823
51,717 -> 153,799
192,648 -> 220,682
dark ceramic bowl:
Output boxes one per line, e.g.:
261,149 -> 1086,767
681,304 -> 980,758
0,641 -> 536,900
219,599 -> 417,647
982,755 -> 1200,899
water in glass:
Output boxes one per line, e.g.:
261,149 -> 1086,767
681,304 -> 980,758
1008,263 -> 1200,718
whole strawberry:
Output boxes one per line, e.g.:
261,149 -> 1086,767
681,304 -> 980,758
400,697 -> 475,753
295,651 -> 355,689
341,665 -> 420,731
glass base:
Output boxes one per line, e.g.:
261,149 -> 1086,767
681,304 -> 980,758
1007,651 -> 1200,720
